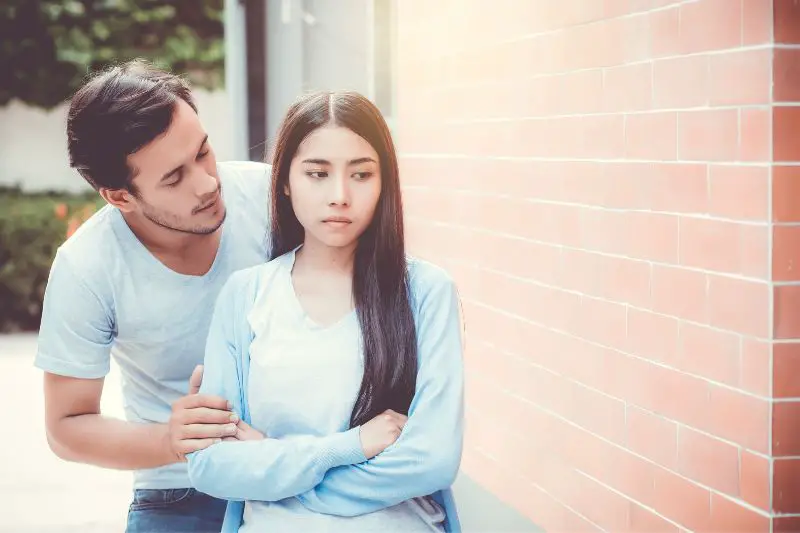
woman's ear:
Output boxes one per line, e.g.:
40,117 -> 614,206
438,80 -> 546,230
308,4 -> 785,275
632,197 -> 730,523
283,183 -> 290,197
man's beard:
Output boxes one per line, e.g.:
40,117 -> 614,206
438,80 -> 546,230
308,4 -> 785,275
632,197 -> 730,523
140,202 -> 226,235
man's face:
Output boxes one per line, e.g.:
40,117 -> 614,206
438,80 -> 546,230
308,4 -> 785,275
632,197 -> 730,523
125,100 -> 224,235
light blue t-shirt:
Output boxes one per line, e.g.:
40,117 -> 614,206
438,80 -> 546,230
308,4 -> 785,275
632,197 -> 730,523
34,161 -> 271,489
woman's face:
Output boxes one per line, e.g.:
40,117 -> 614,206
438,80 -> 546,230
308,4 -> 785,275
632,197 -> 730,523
286,125 -> 382,250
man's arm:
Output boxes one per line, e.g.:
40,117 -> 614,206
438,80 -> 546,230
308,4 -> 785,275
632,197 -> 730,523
37,250 -> 235,470
44,366 -> 235,470
44,373 -> 173,469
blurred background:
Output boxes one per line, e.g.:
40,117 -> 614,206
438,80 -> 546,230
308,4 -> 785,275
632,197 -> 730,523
1,1 -> 797,532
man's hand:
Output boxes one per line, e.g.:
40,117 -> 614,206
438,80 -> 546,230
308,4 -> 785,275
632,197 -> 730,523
359,409 -> 408,459
166,365 -> 238,461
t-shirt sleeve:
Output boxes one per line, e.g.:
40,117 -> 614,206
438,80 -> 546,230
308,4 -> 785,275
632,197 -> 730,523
34,249 -> 115,379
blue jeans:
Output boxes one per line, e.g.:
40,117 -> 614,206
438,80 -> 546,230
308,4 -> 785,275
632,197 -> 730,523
126,488 -> 227,533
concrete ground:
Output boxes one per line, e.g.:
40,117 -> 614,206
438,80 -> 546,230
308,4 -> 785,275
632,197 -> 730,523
1,333 -> 130,532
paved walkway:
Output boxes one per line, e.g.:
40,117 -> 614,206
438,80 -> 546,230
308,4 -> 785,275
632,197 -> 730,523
0,333 -> 129,532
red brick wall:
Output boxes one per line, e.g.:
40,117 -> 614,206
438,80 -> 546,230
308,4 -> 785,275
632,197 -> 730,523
395,1 -> 799,530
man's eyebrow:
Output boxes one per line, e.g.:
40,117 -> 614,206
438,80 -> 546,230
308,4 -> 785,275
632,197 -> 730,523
161,135 -> 209,181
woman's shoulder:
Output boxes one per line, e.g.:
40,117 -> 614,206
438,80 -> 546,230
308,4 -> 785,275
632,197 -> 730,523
223,252 -> 293,308
406,256 -> 457,303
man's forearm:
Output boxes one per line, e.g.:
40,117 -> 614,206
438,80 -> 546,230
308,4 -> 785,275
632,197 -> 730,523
48,414 -> 176,470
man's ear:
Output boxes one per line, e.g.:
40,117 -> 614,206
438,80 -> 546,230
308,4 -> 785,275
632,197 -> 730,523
99,188 -> 137,213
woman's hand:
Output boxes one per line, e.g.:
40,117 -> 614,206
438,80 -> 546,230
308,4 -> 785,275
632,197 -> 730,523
222,419 -> 266,442
359,409 -> 408,459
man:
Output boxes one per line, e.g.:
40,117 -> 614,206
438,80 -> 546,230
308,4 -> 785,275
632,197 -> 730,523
34,59 -> 270,532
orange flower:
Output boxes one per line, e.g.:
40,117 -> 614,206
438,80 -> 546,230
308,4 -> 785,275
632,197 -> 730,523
54,203 -> 68,220
66,217 -> 80,239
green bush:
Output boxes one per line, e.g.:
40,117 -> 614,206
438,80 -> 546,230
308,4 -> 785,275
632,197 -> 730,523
1,0 -> 224,109
0,187 -> 103,332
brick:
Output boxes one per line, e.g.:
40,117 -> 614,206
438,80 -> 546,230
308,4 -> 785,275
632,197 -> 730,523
653,55 -> 710,109
774,225 -> 800,281
579,296 -> 628,352
773,401 -> 800,457
739,108 -> 771,163
651,265 -> 708,323
774,458 -> 800,513
774,516 -> 800,533
677,322 -> 739,387
625,113 -> 678,160
773,166 -> 800,223
620,12 -> 652,64
775,49 -> 800,103
595,440 -> 658,507
649,6 -> 680,58
740,451 -> 770,512
708,276 -> 769,337
626,212 -> 681,263
634,364 -> 711,430
709,49 -> 771,106
555,70 -> 605,116
593,254 -> 652,308
560,472 -> 631,533
678,218 -> 748,276
649,163 -> 708,214
628,503 -> 680,533
774,107 -> 800,162
652,466 -> 711,531
707,385 -> 770,453
775,0 -> 800,44
740,339 -> 770,397
678,0 -> 742,54
774,342 -> 800,398
775,284 -> 800,339
602,163 -> 651,210
676,426 -> 740,496
626,405 -> 678,469
743,0 -> 774,45
627,308 -> 679,365
582,114 -> 625,159
678,110 -> 738,161
738,223 -> 770,280
604,63 -> 653,113
708,493 -> 770,532
708,165 -> 769,222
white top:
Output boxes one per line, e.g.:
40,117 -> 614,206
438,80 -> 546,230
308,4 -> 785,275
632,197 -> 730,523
239,248 -> 442,532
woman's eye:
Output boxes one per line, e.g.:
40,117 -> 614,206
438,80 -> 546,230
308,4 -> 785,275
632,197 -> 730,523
305,171 -> 327,179
353,172 -> 373,180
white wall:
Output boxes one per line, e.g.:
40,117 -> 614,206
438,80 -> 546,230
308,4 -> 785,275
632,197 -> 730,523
0,89 -> 236,193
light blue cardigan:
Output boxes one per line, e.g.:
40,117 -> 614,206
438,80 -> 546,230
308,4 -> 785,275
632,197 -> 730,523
186,258 -> 464,532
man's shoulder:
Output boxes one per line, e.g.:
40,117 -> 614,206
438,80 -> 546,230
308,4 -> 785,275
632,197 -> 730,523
218,160 -> 271,226
56,205 -> 121,279
218,160 -> 271,195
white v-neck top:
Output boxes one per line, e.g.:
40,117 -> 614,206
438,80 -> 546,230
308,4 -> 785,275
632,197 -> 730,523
240,248 -> 441,532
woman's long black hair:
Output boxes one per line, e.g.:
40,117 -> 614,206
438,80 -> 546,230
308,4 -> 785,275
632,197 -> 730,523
268,91 -> 417,428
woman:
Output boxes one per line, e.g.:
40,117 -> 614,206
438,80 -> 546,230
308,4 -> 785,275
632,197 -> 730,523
187,91 -> 464,532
